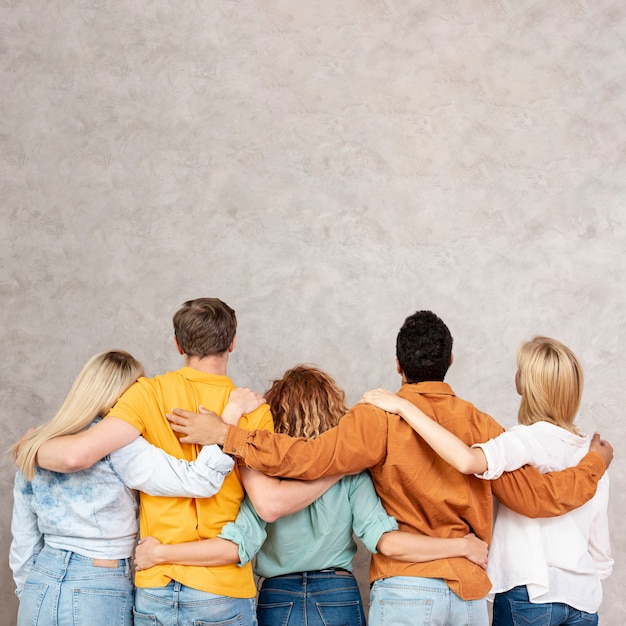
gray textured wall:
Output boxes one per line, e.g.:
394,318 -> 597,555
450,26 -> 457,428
1,1 -> 624,623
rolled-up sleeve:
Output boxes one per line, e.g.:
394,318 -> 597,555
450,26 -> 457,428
348,472 -> 398,553
218,497 -> 267,566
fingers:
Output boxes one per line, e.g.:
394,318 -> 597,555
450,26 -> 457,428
166,411 -> 188,426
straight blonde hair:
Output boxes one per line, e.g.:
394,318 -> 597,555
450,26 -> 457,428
517,336 -> 583,434
10,350 -> 144,480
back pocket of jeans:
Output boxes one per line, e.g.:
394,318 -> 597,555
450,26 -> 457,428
257,602 -> 293,626
73,588 -> 133,626
17,583 -> 48,624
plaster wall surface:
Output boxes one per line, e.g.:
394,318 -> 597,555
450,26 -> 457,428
1,1 -> 624,623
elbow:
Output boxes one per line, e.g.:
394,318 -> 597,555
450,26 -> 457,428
376,533 -> 400,558
253,502 -> 281,524
53,451 -> 94,473
456,459 -> 478,475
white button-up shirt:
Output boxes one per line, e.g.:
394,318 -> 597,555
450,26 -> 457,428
474,421 -> 612,612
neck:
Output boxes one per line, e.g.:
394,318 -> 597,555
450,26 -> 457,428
185,352 -> 229,376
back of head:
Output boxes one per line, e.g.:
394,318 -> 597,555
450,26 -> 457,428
396,311 -> 453,383
517,336 -> 583,433
265,365 -> 347,438
173,298 -> 237,358
11,350 -> 144,479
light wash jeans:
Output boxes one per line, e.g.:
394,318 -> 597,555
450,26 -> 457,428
16,545 -> 133,626
257,569 -> 365,626
133,581 -> 258,626
369,576 -> 489,626
493,585 -> 599,626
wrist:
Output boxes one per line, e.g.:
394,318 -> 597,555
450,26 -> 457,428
218,422 -> 228,447
456,537 -> 468,557
221,404 -> 244,425
154,544 -> 167,566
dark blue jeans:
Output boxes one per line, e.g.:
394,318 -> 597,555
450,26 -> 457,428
493,586 -> 598,626
257,569 -> 365,626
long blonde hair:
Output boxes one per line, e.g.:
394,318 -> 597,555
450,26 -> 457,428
11,350 -> 144,479
517,336 -> 583,434
265,365 -> 347,438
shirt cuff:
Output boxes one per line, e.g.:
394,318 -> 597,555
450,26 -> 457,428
196,444 -> 235,474
361,517 -> 399,554
583,451 -> 607,477
223,425 -> 250,458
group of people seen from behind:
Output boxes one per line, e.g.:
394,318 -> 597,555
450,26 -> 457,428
10,298 -> 613,626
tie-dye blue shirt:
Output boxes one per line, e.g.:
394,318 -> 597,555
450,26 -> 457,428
10,421 -> 234,595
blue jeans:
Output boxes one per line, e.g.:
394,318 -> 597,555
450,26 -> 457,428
257,569 -> 365,626
369,576 -> 488,626
16,545 -> 133,626
134,580 -> 258,625
493,586 -> 598,626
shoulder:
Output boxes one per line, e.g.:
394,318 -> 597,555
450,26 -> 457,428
346,401 -> 388,423
240,402 -> 274,431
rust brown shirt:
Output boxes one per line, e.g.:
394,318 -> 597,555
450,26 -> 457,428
223,381 -> 605,600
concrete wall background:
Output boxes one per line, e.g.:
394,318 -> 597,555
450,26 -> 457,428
1,1 -> 624,622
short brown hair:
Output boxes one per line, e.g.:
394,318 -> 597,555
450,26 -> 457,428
265,365 -> 347,438
173,298 -> 237,357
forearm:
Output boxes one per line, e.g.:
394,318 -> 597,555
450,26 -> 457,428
36,418 -> 139,472
114,440 -> 234,497
242,467 -> 342,522
263,475 -> 341,520
377,531 -> 476,563
397,406 -> 487,474
492,451 -> 606,517
136,538 -> 239,568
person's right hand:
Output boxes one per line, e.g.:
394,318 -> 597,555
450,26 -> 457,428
589,433 -> 614,468
462,533 -> 489,570
359,388 -> 407,414
166,408 -> 228,446
135,536 -> 163,571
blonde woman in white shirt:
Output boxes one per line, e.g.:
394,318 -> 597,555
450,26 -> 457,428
360,336 -> 612,626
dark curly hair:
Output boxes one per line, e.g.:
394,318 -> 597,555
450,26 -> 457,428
396,311 -> 453,383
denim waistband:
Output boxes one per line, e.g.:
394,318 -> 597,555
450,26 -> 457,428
268,568 -> 354,580
43,545 -> 130,569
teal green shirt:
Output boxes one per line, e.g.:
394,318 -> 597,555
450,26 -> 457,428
219,471 -> 398,578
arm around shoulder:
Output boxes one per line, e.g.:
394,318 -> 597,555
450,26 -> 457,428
36,417 -> 140,472
491,447 -> 608,518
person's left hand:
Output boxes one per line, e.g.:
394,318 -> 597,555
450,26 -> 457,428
222,388 -> 265,425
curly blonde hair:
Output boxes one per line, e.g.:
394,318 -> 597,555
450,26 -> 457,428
517,336 -> 583,434
265,365 -> 347,438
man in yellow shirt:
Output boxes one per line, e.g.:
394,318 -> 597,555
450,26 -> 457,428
36,298 -> 273,623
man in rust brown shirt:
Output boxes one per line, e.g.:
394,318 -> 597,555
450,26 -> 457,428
169,311 -> 612,626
